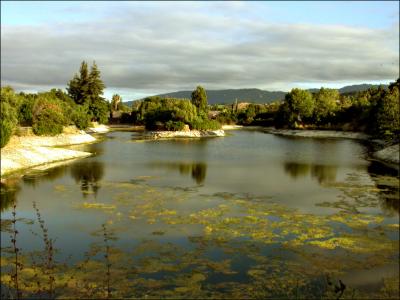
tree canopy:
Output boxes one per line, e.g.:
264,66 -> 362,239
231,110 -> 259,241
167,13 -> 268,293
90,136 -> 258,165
191,86 -> 208,113
67,61 -> 108,123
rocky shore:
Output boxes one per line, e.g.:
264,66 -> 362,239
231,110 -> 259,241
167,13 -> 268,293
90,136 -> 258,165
146,129 -> 225,139
372,144 -> 399,169
263,128 -> 370,140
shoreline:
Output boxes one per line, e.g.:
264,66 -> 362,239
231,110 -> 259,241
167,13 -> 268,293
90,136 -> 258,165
372,144 -> 400,170
0,132 -> 98,177
262,128 -> 370,140
261,127 -> 398,170
146,129 -> 225,139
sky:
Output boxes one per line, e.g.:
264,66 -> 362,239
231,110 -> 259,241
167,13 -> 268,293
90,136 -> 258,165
1,1 -> 399,101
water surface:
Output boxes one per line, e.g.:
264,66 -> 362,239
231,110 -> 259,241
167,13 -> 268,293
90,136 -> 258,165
1,130 -> 399,298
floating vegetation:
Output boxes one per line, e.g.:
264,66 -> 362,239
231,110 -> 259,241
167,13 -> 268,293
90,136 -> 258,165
80,202 -> 116,211
1,170 -> 399,298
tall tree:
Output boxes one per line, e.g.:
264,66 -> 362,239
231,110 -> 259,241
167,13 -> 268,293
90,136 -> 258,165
191,86 -> 208,113
111,94 -> 122,111
375,80 -> 399,138
88,61 -> 105,103
313,88 -> 339,123
67,61 -> 90,105
285,88 -> 315,123
67,61 -> 109,123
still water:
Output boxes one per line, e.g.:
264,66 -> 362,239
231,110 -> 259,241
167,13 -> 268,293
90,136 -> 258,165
1,130 -> 399,298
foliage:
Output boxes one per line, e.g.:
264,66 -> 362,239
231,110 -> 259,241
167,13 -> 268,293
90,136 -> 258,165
32,98 -> 66,136
215,111 -> 237,125
313,88 -> 339,123
285,88 -> 315,125
0,101 -> 18,147
89,99 -> 109,124
190,117 -> 221,130
237,104 -> 257,125
191,86 -> 208,113
32,109 -> 65,136
67,61 -> 109,123
0,86 -> 23,108
87,62 -> 106,103
1,87 -> 21,147
111,94 -> 122,111
138,97 -> 198,130
373,79 -> 400,139
67,62 -> 90,105
165,120 -> 185,131
17,94 -> 36,126
71,105 -> 91,130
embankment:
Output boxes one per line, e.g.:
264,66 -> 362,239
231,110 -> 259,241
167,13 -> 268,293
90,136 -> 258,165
1,132 -> 97,176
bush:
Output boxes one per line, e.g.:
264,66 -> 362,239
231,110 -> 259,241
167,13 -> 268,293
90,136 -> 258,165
374,86 -> 400,140
165,120 -> 185,131
71,105 -> 91,130
89,99 -> 109,124
190,118 -> 221,130
18,96 -> 36,126
0,102 -> 18,148
32,101 -> 66,136
215,111 -> 237,125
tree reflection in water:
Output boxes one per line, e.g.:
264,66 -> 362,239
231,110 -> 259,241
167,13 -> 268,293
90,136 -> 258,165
284,162 -> 337,184
22,165 -> 68,187
367,161 -> 399,215
70,160 -> 104,197
0,178 -> 21,212
149,161 -> 207,184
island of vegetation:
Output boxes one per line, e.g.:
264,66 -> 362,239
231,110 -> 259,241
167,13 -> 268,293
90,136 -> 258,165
1,60 -> 399,175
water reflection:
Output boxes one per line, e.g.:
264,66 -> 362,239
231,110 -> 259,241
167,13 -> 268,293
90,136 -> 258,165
70,161 -> 105,197
284,162 -> 337,184
22,165 -> 68,187
0,178 -> 21,212
149,161 -> 207,184
367,161 -> 399,215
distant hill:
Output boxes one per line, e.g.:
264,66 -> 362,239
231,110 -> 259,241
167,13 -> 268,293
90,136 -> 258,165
338,84 -> 388,94
125,88 -> 286,106
124,83 -> 389,106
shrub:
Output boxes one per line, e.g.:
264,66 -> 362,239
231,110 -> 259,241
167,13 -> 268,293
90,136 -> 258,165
374,86 -> 400,140
215,111 -> 237,125
71,105 -> 91,130
1,86 -> 22,108
18,96 -> 36,126
0,102 -> 18,148
165,120 -> 185,131
190,118 -> 221,130
89,99 -> 109,124
32,102 -> 66,136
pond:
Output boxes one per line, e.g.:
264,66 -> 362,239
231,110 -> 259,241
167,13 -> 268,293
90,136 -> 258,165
1,129 -> 399,299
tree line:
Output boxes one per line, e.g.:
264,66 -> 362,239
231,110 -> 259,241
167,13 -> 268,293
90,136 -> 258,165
1,59 -> 398,149
1,61 -> 108,147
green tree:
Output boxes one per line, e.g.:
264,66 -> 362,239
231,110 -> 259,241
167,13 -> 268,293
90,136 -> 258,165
1,87 -> 21,147
67,61 -> 109,123
191,86 -> 208,113
87,61 -> 108,123
313,88 -> 339,123
88,61 -> 105,103
111,94 -> 122,111
285,88 -> 315,126
374,79 -> 400,139
67,61 -> 90,105
31,96 -> 67,136
0,102 -> 18,148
